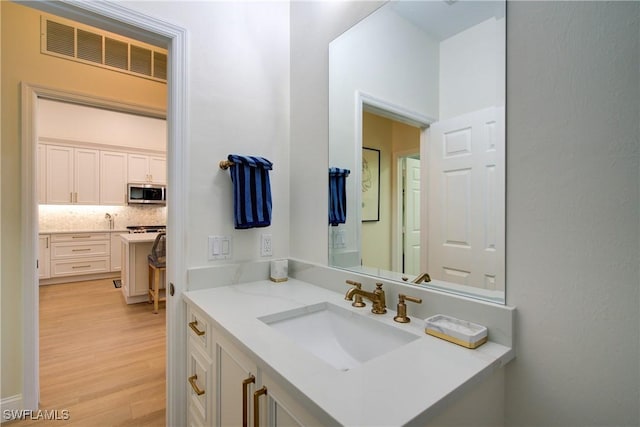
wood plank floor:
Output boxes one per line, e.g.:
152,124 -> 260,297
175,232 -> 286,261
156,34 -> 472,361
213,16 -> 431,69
10,279 -> 166,426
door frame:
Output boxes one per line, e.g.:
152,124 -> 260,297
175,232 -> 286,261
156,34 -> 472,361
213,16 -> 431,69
20,2 -> 188,425
355,92 -> 434,273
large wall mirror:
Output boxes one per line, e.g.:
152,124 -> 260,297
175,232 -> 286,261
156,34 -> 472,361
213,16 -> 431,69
328,1 -> 506,304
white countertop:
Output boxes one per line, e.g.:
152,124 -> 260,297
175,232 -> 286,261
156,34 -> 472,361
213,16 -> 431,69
183,279 -> 513,426
39,229 -> 128,234
120,232 -> 160,243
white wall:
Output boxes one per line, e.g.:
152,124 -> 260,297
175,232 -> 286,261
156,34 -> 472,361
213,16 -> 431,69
505,2 -> 639,425
439,17 -> 505,120
290,1 -> 384,263
121,1 -> 291,269
293,1 -> 639,426
38,99 -> 166,152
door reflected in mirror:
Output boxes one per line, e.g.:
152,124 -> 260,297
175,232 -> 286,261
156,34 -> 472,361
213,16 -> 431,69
328,1 -> 506,304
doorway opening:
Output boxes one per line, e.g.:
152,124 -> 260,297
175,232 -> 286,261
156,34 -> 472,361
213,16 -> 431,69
360,110 -> 423,274
19,2 -> 188,425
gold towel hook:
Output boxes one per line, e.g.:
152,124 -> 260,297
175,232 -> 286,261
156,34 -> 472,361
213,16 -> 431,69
219,160 -> 235,170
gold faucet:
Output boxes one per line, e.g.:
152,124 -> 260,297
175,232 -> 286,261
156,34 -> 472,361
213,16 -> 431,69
412,272 -> 431,284
345,283 -> 387,314
345,280 -> 366,307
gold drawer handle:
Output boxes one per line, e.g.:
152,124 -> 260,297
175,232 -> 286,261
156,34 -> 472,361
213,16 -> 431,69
72,248 -> 92,252
72,265 -> 91,269
188,320 -> 205,336
188,374 -> 205,396
242,375 -> 255,427
253,386 -> 267,427
72,235 -> 91,239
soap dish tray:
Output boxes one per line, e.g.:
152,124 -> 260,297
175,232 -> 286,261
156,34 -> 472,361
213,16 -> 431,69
424,314 -> 488,349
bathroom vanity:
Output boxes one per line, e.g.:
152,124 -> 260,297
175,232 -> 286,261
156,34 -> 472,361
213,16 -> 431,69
183,276 -> 513,426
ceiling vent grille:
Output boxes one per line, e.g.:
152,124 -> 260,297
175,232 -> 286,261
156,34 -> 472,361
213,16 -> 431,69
41,15 -> 167,83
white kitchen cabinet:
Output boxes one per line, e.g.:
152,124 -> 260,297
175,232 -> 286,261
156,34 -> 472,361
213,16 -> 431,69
37,144 -> 46,204
110,232 -> 123,271
43,144 -> 100,205
49,232 -> 110,278
185,302 -> 321,427
128,153 -> 166,185
38,234 -> 51,280
120,233 -> 161,304
100,151 -> 128,205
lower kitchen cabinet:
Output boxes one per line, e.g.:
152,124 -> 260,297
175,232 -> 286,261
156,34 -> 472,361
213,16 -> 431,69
110,232 -> 123,272
50,232 -> 110,278
186,303 -> 323,427
38,234 -> 51,280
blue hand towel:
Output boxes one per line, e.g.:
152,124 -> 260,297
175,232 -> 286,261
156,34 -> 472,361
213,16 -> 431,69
227,154 -> 273,229
329,167 -> 350,226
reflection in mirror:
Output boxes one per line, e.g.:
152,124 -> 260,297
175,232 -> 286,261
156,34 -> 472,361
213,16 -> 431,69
328,1 -> 506,304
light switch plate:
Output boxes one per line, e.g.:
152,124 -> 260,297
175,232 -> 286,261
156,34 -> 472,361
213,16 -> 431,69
208,235 -> 231,260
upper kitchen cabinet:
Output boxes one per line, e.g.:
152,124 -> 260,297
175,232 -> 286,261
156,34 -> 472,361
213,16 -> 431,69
100,151 -> 128,205
44,144 -> 100,204
128,153 -> 166,185
38,144 -> 47,204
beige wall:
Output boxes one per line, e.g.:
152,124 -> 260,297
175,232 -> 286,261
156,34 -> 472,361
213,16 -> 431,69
361,112 -> 420,271
361,112 -> 392,269
0,1 -> 166,400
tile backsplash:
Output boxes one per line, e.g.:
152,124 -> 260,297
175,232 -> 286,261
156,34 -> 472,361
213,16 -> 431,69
39,205 -> 167,231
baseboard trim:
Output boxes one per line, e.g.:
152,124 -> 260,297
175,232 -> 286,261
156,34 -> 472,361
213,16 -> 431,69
0,394 -> 23,423
39,272 -> 119,286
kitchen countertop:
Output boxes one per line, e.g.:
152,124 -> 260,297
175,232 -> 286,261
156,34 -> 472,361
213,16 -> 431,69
39,229 -> 128,234
183,279 -> 514,426
120,232 -> 161,243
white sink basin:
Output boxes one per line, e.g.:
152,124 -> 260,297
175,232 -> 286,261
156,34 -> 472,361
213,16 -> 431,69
259,302 -> 419,371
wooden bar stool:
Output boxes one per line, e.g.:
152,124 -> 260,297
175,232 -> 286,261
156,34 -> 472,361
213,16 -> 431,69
148,232 -> 166,314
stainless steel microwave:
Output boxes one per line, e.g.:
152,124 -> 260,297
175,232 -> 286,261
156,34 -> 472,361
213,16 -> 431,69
127,183 -> 166,205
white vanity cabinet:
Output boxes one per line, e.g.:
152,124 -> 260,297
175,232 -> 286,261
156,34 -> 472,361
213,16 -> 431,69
127,153 -> 166,185
186,303 -> 321,427
38,234 -> 51,279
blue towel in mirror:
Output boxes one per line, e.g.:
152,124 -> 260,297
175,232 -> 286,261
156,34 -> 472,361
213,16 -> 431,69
329,167 -> 350,226
227,154 -> 273,229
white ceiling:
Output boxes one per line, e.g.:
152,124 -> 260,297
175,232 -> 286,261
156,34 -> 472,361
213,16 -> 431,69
389,0 -> 505,41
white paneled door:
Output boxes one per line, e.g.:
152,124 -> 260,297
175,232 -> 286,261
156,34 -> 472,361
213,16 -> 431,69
403,157 -> 421,276
428,107 -> 505,291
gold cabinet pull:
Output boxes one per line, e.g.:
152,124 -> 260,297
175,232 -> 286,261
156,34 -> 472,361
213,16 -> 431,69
253,386 -> 267,427
72,248 -> 91,252
188,320 -> 205,336
72,265 -> 91,269
242,375 -> 255,427
188,374 -> 205,396
71,235 -> 91,239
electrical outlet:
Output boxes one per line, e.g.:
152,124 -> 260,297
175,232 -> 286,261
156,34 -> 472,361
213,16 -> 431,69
260,234 -> 273,257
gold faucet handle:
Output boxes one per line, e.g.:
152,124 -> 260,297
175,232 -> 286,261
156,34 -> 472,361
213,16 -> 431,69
345,280 -> 366,307
345,280 -> 361,289
394,293 -> 422,323
401,294 -> 422,305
